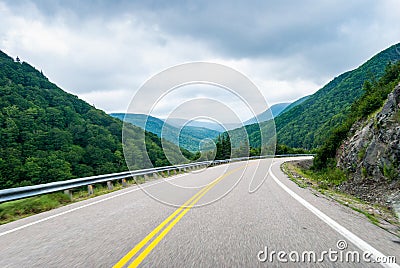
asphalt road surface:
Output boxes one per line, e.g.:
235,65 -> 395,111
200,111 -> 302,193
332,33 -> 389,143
0,157 -> 399,267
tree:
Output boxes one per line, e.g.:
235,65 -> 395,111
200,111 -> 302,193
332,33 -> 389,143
215,133 -> 231,160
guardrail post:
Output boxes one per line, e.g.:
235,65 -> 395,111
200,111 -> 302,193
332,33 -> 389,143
107,181 -> 113,190
122,178 -> 127,187
88,185 -> 94,195
144,174 -> 149,180
167,170 -> 170,176
64,189 -> 73,200
153,172 -> 158,179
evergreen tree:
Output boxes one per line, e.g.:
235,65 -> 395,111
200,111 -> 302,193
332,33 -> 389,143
215,133 -> 231,160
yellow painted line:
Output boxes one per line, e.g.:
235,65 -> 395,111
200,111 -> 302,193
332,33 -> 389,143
113,164 -> 249,268
113,177 -> 212,268
128,172 -> 223,267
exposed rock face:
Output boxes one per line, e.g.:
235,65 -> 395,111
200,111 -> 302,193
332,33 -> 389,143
337,83 -> 400,214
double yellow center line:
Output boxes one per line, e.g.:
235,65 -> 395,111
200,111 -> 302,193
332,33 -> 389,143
113,164 -> 248,268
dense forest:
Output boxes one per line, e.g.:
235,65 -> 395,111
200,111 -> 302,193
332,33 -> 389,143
0,50 -> 193,189
314,61 -> 400,169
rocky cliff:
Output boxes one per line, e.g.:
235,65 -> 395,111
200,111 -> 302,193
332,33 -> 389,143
337,83 -> 400,215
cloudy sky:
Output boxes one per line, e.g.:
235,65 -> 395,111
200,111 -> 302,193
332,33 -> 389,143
1,0 -> 399,121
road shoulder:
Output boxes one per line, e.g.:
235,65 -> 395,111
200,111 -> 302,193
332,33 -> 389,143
281,159 -> 399,238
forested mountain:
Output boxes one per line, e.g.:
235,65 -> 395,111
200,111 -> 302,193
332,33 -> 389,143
315,61 -> 400,170
0,50 -> 191,189
110,113 -> 220,152
243,102 -> 290,125
280,95 -> 310,114
232,43 -> 400,150
316,61 -> 400,208
275,43 -> 400,149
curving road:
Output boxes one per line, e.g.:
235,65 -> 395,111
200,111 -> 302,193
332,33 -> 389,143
0,157 -> 399,267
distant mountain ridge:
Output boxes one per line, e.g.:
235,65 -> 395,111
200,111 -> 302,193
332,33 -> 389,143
165,118 -> 240,132
243,102 -> 290,125
112,99 -> 307,152
280,95 -> 310,114
110,113 -> 221,152
160,101 -> 300,132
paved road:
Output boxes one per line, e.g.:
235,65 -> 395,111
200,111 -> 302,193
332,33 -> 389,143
0,157 -> 399,267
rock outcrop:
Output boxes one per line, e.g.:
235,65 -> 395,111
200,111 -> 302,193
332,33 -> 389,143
337,83 -> 400,215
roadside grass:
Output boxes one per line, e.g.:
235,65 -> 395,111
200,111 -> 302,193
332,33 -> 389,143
281,161 -> 347,189
299,166 -> 347,189
282,161 -> 399,237
0,193 -> 71,225
0,170 -> 183,225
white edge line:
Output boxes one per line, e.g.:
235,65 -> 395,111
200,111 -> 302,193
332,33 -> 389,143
0,173 -> 188,237
270,161 -> 399,268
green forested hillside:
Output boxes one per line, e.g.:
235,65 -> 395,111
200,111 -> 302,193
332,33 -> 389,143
0,51 -> 191,189
111,113 -> 220,152
275,43 -> 400,149
314,60 -> 400,169
234,43 -> 400,150
280,95 -> 310,114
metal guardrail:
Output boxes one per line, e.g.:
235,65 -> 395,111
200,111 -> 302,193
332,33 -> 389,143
0,154 -> 313,203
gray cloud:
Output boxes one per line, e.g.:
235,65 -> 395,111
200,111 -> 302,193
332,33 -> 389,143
1,0 -> 399,117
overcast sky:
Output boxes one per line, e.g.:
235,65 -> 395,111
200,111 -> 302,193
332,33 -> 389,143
1,0 -> 399,120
